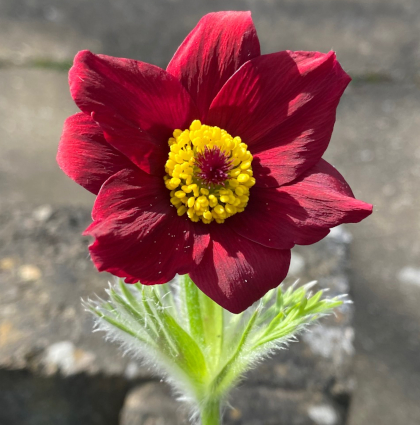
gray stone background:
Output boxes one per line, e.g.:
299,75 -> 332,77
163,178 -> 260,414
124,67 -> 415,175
0,0 -> 419,424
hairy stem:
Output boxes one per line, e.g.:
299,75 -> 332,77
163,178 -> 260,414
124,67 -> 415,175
200,399 -> 221,425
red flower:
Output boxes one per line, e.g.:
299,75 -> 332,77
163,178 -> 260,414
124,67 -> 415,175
57,11 -> 372,313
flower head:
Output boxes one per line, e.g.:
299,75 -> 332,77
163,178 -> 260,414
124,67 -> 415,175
57,11 -> 372,313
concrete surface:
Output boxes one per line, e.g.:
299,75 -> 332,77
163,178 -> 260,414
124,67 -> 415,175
0,1 -> 419,424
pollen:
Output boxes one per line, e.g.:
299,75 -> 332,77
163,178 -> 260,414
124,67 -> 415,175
164,120 -> 256,224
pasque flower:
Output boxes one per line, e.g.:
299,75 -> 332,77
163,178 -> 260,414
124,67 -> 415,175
57,11 -> 372,313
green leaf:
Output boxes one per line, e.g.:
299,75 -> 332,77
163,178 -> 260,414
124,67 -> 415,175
141,288 -> 179,356
182,275 -> 205,345
149,286 -> 209,386
305,290 -> 323,309
160,307 -> 209,386
261,309 -> 285,337
198,288 -> 223,370
276,286 -> 284,310
210,306 -> 260,397
119,279 -> 143,309
88,305 -> 149,343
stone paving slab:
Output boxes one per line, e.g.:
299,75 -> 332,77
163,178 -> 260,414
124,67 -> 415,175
0,0 -> 419,81
121,382 -> 347,425
0,205 -> 134,377
0,68 -> 94,206
324,83 -> 420,425
0,18 -> 101,65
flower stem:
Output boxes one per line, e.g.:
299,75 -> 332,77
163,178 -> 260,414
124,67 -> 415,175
200,399 -> 221,425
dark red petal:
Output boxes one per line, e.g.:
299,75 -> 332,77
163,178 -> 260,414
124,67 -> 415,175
228,159 -> 372,250
69,50 -> 199,176
167,11 -> 260,121
57,113 -> 136,195
207,51 -> 350,187
84,168 -> 210,284
189,225 -> 291,314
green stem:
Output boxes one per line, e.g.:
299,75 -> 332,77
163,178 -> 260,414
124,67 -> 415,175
200,399 -> 221,425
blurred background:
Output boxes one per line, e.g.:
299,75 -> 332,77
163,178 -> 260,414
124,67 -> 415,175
0,1 -> 419,424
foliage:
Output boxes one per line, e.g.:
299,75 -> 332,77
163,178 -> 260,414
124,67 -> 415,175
84,276 -> 344,423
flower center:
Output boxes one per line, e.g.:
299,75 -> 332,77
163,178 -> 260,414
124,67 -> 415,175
164,120 -> 255,224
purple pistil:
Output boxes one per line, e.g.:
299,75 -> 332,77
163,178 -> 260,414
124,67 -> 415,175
195,146 -> 233,186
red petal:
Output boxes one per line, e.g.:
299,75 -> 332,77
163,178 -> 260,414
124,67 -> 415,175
69,50 -> 199,175
167,11 -> 260,121
207,51 -> 350,186
189,225 -> 291,314
57,113 -> 136,195
228,159 -> 372,250
84,169 -> 210,284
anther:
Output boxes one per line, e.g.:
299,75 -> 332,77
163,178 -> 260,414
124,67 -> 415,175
164,120 -> 255,224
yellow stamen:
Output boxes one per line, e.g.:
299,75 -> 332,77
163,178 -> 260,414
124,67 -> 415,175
164,120 -> 255,224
